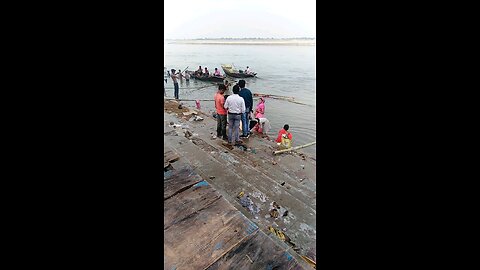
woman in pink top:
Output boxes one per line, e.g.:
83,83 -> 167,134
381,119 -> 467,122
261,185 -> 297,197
255,97 -> 265,118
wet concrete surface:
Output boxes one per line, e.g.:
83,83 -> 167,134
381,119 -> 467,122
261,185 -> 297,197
164,99 -> 316,263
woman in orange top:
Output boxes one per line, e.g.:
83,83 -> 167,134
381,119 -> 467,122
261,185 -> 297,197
275,124 -> 293,143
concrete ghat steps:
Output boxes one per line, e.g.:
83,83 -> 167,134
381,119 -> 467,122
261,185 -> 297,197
164,118 -> 316,210
165,133 -> 316,259
165,117 -> 316,209
194,136 -> 316,209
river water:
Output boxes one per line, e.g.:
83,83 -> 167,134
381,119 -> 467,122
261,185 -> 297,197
164,43 -> 316,157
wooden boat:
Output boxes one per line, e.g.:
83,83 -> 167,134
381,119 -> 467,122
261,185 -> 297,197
221,64 -> 257,78
191,73 -> 226,82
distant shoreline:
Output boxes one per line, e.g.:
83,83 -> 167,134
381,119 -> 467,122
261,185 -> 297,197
167,39 -> 316,46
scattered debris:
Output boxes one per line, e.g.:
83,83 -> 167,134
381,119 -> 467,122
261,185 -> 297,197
188,115 -> 203,122
267,226 -> 295,247
184,130 -> 193,138
272,201 -> 280,209
269,201 -> 289,219
239,195 -> 259,214
278,207 -> 288,217
270,209 -> 279,218
183,110 -> 198,116
245,254 -> 254,264
299,223 -> 317,239
164,130 -> 178,136
236,144 -> 248,151
168,123 -> 182,128
250,191 -> 267,202
219,152 -> 239,163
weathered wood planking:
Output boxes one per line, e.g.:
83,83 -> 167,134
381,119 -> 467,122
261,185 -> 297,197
164,180 -> 222,230
164,196 -> 258,270
164,148 -> 179,169
163,167 -> 306,270
164,150 -> 180,163
164,204 -> 258,269
206,230 -> 303,270
164,167 -> 203,200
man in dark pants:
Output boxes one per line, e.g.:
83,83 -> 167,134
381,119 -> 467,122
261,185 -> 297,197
238,80 -> 253,138
224,85 -> 245,146
214,84 -> 228,140
170,69 -> 179,99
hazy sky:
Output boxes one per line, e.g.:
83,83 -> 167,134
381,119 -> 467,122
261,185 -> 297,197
164,0 -> 316,39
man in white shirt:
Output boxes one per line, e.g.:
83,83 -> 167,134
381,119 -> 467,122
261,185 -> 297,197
224,85 -> 246,145
170,69 -> 179,99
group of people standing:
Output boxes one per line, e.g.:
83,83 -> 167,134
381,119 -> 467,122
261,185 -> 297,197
214,80 -> 253,144
163,67 -> 293,149
214,79 -> 292,148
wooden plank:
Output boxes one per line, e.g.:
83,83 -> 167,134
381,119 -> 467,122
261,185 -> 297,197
164,180 -> 222,230
164,195 -> 259,270
164,167 -> 203,200
164,150 -> 180,163
163,167 -> 306,270
206,231 -> 303,270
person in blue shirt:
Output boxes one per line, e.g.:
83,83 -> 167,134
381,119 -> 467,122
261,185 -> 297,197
238,80 -> 253,138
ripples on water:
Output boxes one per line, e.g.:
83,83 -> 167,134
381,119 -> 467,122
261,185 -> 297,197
165,43 -> 316,157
